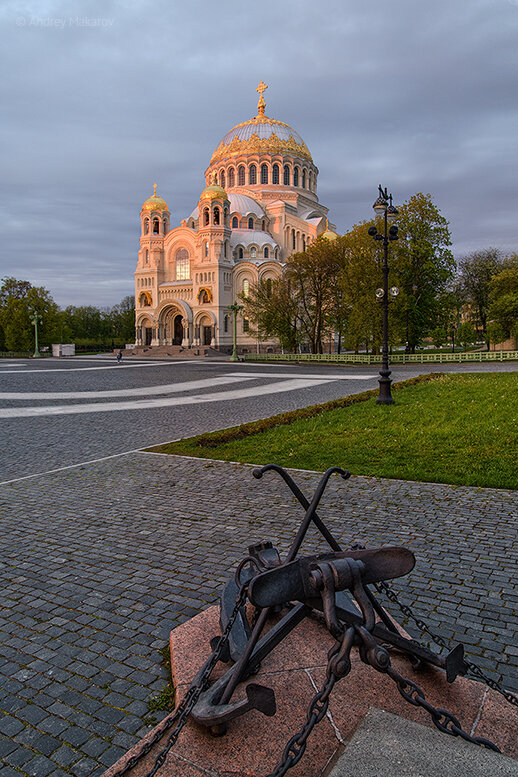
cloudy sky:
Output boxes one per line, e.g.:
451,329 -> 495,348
2,0 -> 518,307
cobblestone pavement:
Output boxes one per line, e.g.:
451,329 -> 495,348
1,454 -> 517,776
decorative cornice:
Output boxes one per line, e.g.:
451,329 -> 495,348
210,129 -> 312,165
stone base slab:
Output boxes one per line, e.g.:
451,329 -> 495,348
103,606 -> 518,777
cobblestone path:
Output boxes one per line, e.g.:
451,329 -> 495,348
1,454 -> 517,776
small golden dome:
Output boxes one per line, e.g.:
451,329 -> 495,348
320,229 -> 338,241
142,183 -> 169,212
320,218 -> 338,241
200,173 -> 228,201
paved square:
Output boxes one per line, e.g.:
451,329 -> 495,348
1,453 -> 517,775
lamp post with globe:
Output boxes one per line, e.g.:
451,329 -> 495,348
228,302 -> 243,362
368,185 -> 399,404
29,310 -> 43,359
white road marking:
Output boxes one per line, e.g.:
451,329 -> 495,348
0,361 -> 191,374
227,372 -> 377,380
0,376 -> 255,400
0,378 -> 333,418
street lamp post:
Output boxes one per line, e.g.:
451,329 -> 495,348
228,302 -> 243,362
368,185 -> 399,405
29,311 -> 43,358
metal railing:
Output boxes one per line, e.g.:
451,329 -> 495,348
242,350 -> 518,365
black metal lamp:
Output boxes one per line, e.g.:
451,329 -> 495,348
368,186 -> 399,405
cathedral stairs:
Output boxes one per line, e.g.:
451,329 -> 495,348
121,345 -> 223,359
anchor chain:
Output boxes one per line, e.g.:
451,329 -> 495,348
267,626 -> 356,777
109,585 -> 247,777
375,580 -> 518,708
355,625 -> 500,752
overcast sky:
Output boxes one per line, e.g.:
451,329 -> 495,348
1,0 -> 518,307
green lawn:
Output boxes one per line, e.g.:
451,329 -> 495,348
148,373 -> 518,490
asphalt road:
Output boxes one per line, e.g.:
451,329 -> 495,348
2,355 -> 517,482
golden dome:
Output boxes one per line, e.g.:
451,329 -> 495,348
320,219 -> 338,241
142,183 -> 169,212
320,229 -> 338,241
200,173 -> 228,201
210,82 -> 312,165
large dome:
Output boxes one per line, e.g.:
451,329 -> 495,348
210,83 -> 312,165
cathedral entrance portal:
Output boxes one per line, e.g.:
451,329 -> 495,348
145,327 -> 152,346
173,315 -> 183,346
203,325 -> 212,346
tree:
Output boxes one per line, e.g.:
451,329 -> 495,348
458,248 -> 504,347
285,239 -> 340,353
242,276 -> 301,353
488,254 -> 518,344
391,193 -> 455,352
0,277 -> 60,351
109,296 -> 135,343
332,225 -> 385,353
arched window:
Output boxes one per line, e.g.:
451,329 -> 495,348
232,216 -> 238,228
204,208 -> 209,226
248,217 -> 254,230
283,165 -> 290,185
262,219 -> 266,230
224,315 -> 228,333
145,249 -> 149,264
261,164 -> 268,184
249,164 -> 257,185
309,171 -> 312,190
213,207 -> 220,225
292,229 -> 296,250
243,318 -> 250,332
275,248 -> 279,260
175,248 -> 190,280
228,168 -> 235,187
220,170 -> 225,189
272,164 -> 279,184
204,272 -> 207,282
302,170 -> 306,189
266,278 -> 272,298
243,279 -> 249,298
144,218 -> 149,234
153,218 -> 160,234
238,247 -> 244,259
238,165 -> 245,186
205,241 -> 209,257
214,173 -> 218,184
264,247 -> 269,258
293,167 -> 299,187
302,235 -> 306,252
250,246 -> 257,258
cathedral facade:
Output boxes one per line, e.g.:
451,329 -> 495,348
134,83 -> 337,352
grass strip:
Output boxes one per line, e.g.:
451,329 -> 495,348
146,372 -> 517,490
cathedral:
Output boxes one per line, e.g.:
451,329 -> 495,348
134,83 -> 337,352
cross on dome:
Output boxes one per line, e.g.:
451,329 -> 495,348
256,80 -> 268,116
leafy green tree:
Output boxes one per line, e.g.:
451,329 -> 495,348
108,296 -> 135,344
488,255 -> 518,344
332,225 -> 385,353
458,248 -> 504,347
241,276 -> 301,353
0,277 -> 60,351
285,239 -> 340,353
430,326 -> 447,347
389,193 -> 455,352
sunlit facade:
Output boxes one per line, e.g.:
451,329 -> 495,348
134,83 -> 337,351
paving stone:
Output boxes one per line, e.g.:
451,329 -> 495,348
1,383 -> 517,775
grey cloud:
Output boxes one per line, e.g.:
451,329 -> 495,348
1,0 -> 518,306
